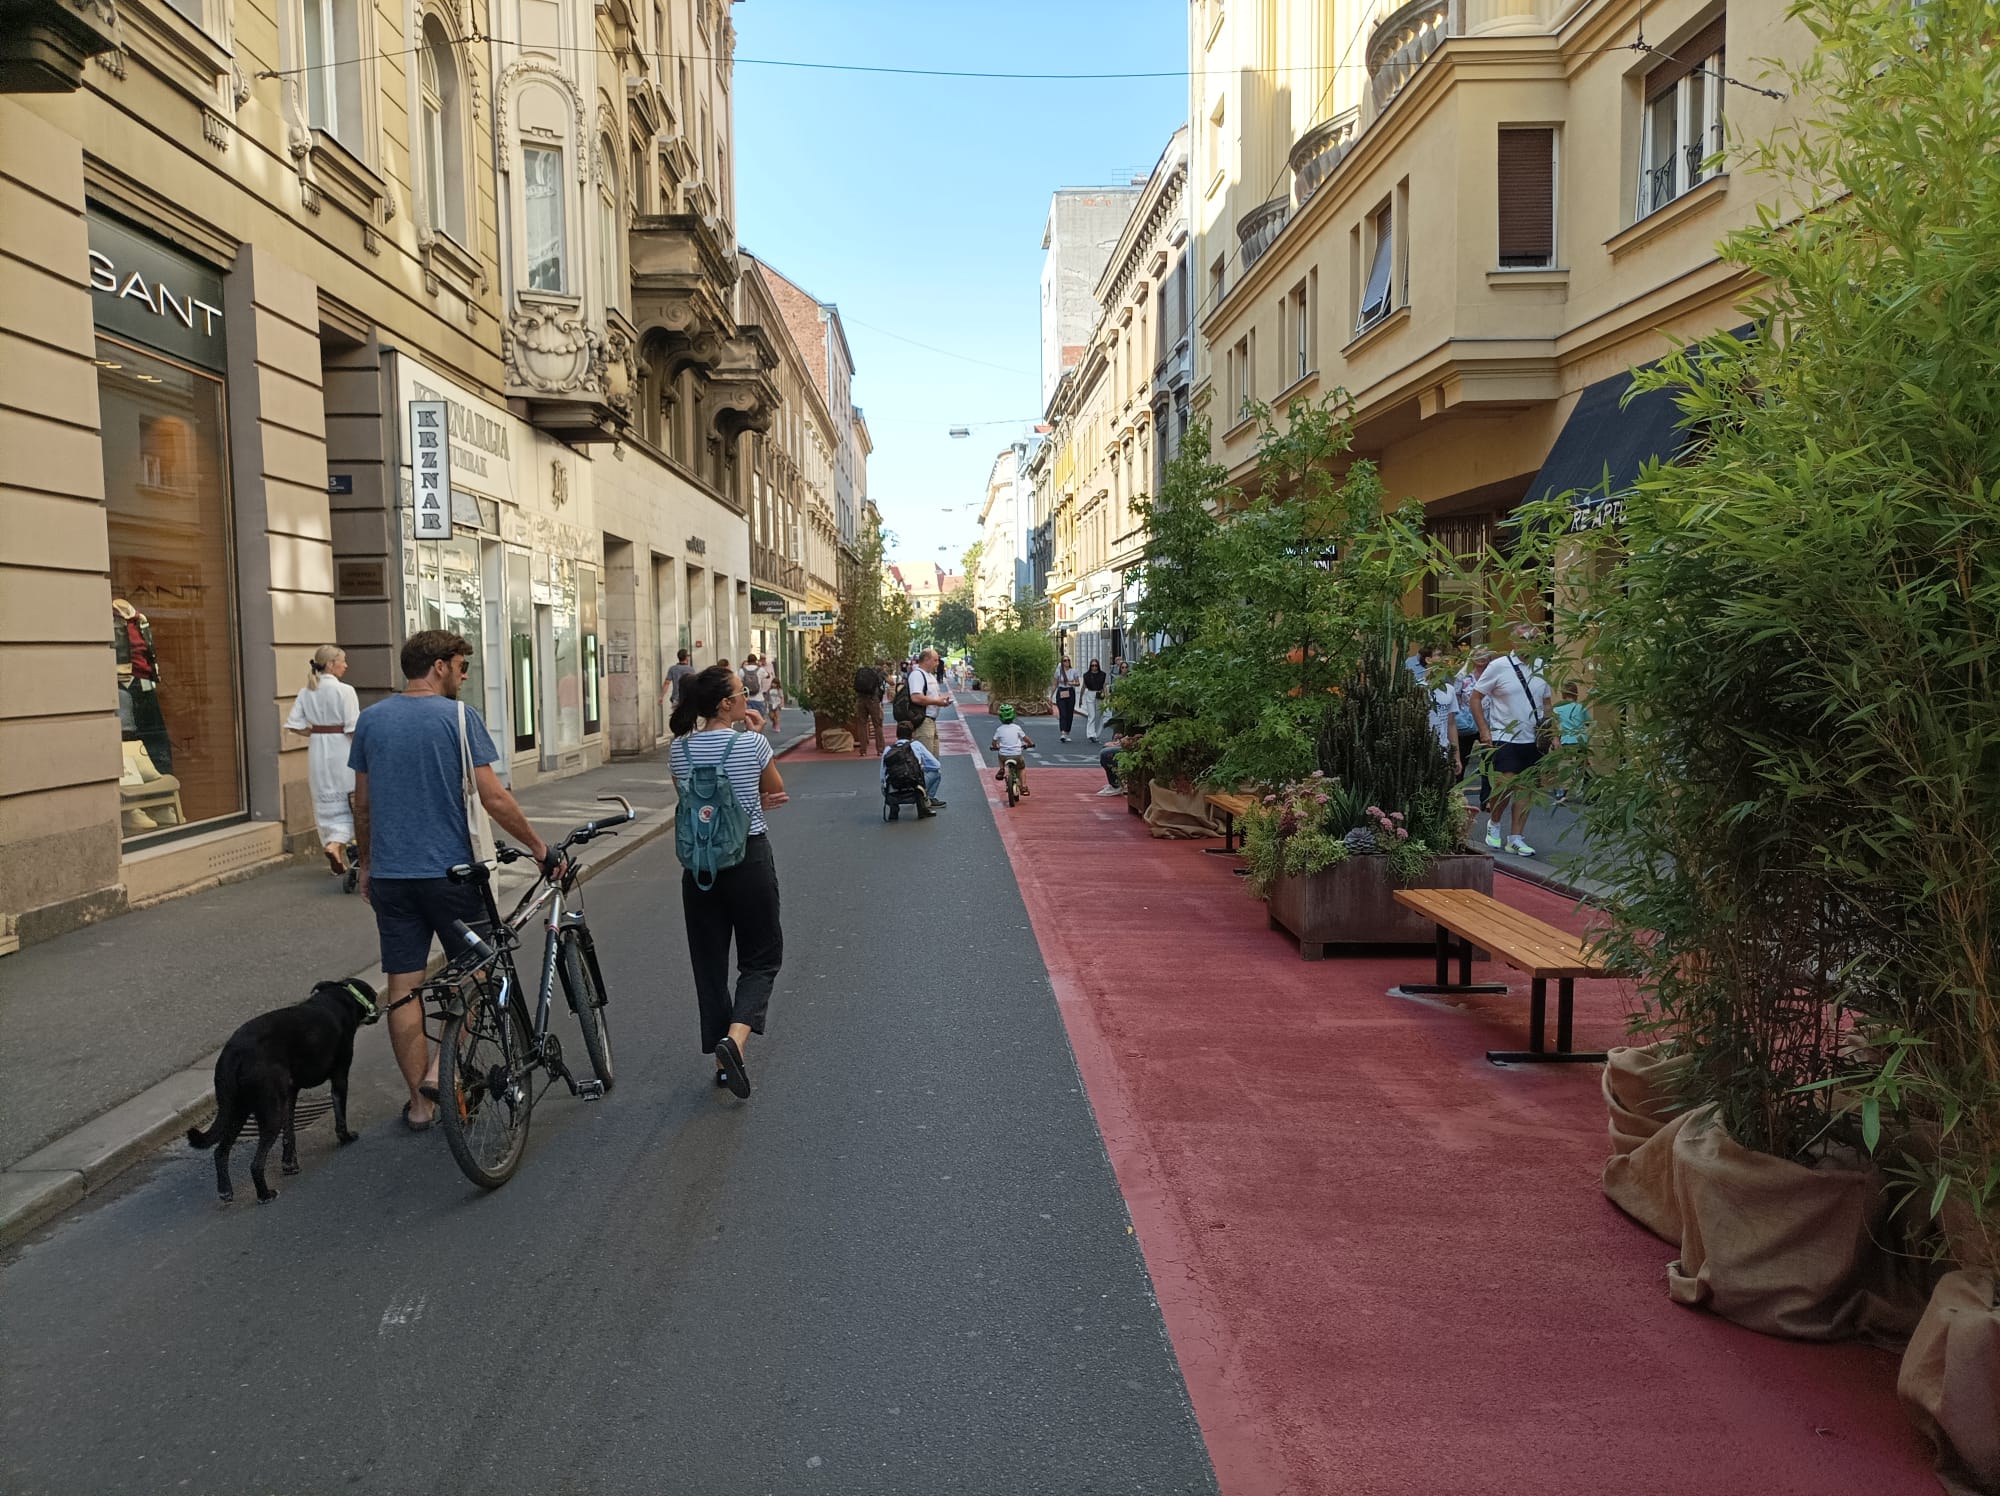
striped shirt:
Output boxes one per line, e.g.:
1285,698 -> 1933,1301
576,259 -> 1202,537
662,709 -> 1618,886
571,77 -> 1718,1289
669,728 -> 775,836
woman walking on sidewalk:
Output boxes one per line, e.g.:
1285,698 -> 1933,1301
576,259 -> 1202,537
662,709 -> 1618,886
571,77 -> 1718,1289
285,644 -> 361,888
669,665 -> 788,1098
1081,658 -> 1108,742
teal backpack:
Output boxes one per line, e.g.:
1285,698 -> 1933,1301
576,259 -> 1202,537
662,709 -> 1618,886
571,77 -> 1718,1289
671,732 -> 754,890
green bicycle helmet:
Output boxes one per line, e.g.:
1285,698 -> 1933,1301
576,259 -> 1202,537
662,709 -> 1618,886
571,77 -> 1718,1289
997,704 -> 1015,723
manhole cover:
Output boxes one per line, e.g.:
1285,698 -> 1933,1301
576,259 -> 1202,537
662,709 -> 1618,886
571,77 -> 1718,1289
190,1087 -> 336,1139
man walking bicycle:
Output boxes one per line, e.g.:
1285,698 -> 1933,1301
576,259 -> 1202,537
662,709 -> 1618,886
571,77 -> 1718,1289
350,630 -> 555,1129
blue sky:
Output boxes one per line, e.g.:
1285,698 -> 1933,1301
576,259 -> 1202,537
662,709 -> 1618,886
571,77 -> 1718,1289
732,0 -> 1185,574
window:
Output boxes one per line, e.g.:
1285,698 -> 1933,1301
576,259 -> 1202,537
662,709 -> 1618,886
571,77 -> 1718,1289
303,0 -> 365,154
1206,96 -> 1227,191
524,145 -> 567,292
1636,19 -> 1726,220
1231,334 -> 1252,419
1357,203 -> 1394,331
1497,127 -> 1555,267
1288,279 -> 1310,382
598,136 -> 622,311
1210,255 -> 1226,310
417,21 -> 466,243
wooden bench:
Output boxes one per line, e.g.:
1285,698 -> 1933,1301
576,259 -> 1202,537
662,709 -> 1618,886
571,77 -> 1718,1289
1203,791 -> 1256,856
1390,888 -> 1620,1065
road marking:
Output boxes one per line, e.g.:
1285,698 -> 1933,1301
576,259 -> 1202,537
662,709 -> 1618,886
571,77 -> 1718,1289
379,1291 -> 427,1334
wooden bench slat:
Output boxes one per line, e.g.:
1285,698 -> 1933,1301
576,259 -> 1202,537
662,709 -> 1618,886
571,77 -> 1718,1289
1205,791 -> 1256,816
1392,888 -> 1620,978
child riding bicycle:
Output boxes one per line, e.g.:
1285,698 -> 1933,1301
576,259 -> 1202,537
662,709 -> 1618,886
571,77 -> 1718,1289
991,705 -> 1035,796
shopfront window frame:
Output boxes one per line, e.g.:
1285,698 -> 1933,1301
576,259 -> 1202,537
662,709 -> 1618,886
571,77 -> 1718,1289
97,332 -> 249,850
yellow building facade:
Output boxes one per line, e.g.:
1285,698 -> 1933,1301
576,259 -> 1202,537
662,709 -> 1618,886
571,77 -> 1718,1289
1190,0 -> 1805,630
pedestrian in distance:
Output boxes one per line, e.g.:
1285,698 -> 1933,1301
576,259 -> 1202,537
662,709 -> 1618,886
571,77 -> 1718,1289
1552,682 -> 1591,804
765,672 -> 785,733
662,648 -> 694,712
668,664 -> 787,1099
741,654 -> 766,721
1470,627 -> 1552,858
285,644 -> 361,887
904,647 -> 951,759
1053,655 -> 1079,740
991,704 -> 1035,795
1081,658 -> 1108,742
349,629 -> 557,1130
881,718 -> 944,817
1454,647 -> 1495,802
853,657 -> 886,758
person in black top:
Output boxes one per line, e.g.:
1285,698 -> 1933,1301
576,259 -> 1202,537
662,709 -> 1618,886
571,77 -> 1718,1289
1082,658 -> 1109,741
853,658 -> 886,758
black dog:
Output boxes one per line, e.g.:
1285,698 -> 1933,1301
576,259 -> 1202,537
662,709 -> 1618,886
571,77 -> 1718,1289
185,979 -> 378,1202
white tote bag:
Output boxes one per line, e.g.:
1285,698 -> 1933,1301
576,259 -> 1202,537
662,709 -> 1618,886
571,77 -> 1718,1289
458,699 -> 497,864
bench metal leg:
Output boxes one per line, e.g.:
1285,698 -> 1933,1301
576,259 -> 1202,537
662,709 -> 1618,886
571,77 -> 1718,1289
1203,813 -> 1240,856
1391,923 -> 1507,998
1488,978 -> 1609,1065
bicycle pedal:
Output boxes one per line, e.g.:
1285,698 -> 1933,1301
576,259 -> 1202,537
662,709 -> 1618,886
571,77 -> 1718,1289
575,1080 -> 606,1101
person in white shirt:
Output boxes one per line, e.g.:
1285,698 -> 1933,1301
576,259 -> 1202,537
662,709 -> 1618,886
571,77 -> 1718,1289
285,644 -> 361,884
1470,629 -> 1552,857
990,705 -> 1035,795
905,647 -> 950,757
1053,656 -> 1080,740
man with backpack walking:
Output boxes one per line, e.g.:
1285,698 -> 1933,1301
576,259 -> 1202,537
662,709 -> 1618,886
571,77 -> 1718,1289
880,718 -> 944,817
853,657 -> 886,758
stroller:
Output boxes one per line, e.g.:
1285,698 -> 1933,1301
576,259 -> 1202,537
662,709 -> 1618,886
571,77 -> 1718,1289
881,739 -> 932,821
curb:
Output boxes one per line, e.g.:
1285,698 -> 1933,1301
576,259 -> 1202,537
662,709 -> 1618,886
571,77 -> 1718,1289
0,810 -> 675,1251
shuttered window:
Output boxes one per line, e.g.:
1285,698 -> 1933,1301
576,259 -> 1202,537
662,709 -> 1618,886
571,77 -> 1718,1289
1497,127 -> 1555,268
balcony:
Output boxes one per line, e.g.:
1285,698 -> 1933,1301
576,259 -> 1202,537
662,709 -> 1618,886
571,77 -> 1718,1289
752,541 -> 805,597
1236,196 -> 1291,273
1290,111 -> 1360,208
1368,0 -> 1453,115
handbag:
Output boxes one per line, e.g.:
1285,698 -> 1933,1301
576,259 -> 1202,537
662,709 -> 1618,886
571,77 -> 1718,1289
458,699 -> 498,864
1505,657 -> 1556,751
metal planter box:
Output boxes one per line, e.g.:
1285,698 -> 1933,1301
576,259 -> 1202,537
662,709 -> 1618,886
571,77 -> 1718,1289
1266,853 -> 1493,959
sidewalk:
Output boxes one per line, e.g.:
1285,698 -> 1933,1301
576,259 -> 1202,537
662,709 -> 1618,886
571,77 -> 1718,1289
0,718 -> 811,1241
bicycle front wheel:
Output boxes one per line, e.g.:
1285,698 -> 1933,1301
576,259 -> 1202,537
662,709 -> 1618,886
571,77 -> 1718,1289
438,985 -> 535,1189
559,928 -> 615,1092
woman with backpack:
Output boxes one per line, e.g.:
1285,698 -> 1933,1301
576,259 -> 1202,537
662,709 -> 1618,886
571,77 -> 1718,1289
668,665 -> 787,1098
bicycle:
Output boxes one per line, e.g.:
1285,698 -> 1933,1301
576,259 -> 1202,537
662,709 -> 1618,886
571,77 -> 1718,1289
426,794 -> 635,1190
1003,757 -> 1023,808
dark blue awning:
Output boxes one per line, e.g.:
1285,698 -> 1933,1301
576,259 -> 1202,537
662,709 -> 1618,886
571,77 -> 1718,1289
1527,365 -> 1692,532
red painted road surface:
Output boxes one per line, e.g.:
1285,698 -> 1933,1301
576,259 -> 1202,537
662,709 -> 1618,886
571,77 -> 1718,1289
984,767 -> 1935,1496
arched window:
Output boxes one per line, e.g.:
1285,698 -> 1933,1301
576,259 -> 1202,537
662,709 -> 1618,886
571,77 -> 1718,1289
418,19 -> 466,243
597,133 -> 622,313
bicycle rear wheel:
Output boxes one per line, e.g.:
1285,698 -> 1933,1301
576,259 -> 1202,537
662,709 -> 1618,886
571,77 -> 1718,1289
558,928 -> 614,1092
438,982 -> 536,1189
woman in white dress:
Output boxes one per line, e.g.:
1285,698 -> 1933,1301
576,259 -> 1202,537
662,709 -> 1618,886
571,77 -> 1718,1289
285,645 -> 361,887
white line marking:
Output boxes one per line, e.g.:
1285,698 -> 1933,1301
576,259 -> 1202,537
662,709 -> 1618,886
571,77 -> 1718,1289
378,1292 -> 427,1334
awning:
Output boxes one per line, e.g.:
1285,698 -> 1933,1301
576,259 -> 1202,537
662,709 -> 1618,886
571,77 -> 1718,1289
1528,326 -> 1752,532
1527,364 -> 1692,532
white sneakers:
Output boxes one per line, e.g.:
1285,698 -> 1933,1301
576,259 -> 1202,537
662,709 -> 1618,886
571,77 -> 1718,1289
1484,822 -> 1537,857
1485,824 -> 1505,850
1505,835 -> 1537,857
1096,784 -> 1123,796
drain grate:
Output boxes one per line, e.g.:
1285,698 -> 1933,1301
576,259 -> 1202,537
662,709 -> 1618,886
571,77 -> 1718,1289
190,1087 -> 336,1139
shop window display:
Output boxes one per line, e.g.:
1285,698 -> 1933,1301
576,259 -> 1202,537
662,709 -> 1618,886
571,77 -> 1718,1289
580,564 -> 601,737
552,556 -> 582,750
409,535 -> 486,713
98,337 -> 244,841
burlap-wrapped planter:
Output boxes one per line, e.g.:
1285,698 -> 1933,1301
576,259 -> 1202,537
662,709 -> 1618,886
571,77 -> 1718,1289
1125,777 -> 1152,818
1600,1044 -> 1693,1242
1143,781 -> 1223,840
816,727 -> 855,753
1898,1271 -> 2000,1496
1606,1103 -> 1927,1343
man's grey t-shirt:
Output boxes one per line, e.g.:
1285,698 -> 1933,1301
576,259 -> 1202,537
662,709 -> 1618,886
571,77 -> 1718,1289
667,662 -> 693,704
348,694 -> 500,879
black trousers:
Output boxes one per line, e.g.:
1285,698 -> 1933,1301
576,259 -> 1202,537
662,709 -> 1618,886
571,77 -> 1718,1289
1056,688 -> 1076,734
681,835 -> 783,1053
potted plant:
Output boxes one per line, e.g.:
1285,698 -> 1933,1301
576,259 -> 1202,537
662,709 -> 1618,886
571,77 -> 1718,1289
1249,653 -> 1487,957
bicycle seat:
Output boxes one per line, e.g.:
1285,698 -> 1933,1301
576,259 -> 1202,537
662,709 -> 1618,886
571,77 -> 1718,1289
446,861 -> 492,885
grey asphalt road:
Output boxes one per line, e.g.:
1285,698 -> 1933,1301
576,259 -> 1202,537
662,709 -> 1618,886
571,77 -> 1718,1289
0,752 -> 1217,1496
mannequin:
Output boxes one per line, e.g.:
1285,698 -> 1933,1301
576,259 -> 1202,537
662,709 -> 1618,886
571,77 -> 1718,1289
113,598 -> 173,774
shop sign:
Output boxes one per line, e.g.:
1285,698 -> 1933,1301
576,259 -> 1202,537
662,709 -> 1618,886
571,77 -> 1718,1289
686,535 -> 707,555
1566,496 -> 1626,534
788,611 -> 836,628
750,590 -> 787,616
86,211 -> 226,372
408,400 -> 453,538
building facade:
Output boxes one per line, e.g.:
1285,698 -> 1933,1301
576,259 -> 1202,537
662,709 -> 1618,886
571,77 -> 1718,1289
0,0 -> 798,943
1188,0 -> 1805,636
1039,185 -> 1143,409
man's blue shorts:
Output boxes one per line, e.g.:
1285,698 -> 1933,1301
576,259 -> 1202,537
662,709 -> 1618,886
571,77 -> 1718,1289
370,876 -> 487,975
